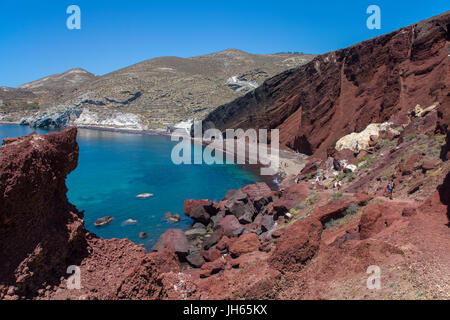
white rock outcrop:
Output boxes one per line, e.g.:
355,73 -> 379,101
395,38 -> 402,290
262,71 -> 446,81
335,122 -> 393,153
73,109 -> 143,130
173,119 -> 194,134
226,76 -> 258,92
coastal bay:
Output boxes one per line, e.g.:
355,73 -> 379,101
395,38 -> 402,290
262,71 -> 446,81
0,124 -> 263,248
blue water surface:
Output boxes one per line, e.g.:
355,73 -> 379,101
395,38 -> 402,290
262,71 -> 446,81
0,124 -> 261,249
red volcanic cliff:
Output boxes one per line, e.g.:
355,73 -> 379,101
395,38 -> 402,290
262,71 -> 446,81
202,12 -> 450,158
0,128 -> 87,297
0,128 -> 179,300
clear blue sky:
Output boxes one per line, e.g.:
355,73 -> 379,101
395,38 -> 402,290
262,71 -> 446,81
0,0 -> 448,87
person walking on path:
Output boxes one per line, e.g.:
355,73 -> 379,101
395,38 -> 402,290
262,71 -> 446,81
385,179 -> 396,200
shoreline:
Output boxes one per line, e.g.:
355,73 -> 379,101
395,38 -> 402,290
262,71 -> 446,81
0,122 -> 306,187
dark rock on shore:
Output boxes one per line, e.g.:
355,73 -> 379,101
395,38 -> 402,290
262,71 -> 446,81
186,253 -> 205,268
200,248 -> 222,262
152,229 -> 189,259
183,199 -> 217,224
218,215 -> 244,238
203,228 -> 224,250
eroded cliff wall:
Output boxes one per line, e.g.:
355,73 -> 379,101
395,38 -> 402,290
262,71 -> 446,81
202,12 -> 450,158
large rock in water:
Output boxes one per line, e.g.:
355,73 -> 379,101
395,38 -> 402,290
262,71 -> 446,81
0,128 -> 87,297
200,12 -> 450,158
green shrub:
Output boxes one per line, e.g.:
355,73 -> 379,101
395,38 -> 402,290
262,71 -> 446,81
324,203 -> 361,229
306,193 -> 317,206
337,172 -> 346,181
347,172 -> 355,182
404,133 -> 415,142
378,139 -> 396,148
330,191 -> 343,201
354,156 -> 368,166
346,203 -> 360,215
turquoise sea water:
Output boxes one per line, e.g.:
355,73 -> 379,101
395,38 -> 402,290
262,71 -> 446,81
0,124 -> 261,249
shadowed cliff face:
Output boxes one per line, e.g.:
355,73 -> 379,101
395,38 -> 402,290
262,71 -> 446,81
202,12 -> 450,158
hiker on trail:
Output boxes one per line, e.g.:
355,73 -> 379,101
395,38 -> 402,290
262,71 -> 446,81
333,179 -> 342,190
385,179 -> 396,200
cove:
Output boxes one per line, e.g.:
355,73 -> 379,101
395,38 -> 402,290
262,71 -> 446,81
0,124 -> 262,250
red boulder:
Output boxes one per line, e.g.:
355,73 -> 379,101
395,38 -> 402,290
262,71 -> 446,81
152,229 -> 189,259
218,215 -> 244,238
268,217 -> 322,272
229,233 -> 260,257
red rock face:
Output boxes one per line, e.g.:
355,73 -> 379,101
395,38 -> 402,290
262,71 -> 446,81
272,182 -> 310,214
202,12 -> 450,158
0,128 -> 87,297
311,193 -> 373,224
1,123 -> 449,300
268,217 -> 322,272
116,249 -> 181,300
359,202 -> 412,240
0,128 -> 180,300
151,229 -> 189,259
229,233 -> 260,257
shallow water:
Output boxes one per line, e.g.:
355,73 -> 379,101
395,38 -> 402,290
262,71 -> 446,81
0,125 -> 261,249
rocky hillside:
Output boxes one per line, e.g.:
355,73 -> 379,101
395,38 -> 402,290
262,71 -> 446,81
1,50 -> 314,129
0,87 -> 38,113
202,12 -> 450,158
19,68 -> 97,97
0,127 -> 448,300
0,68 -> 96,107
0,68 -> 96,123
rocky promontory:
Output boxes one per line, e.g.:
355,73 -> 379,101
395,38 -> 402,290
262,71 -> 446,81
0,128 -> 179,299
